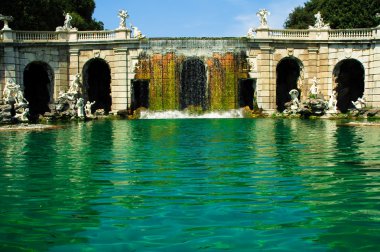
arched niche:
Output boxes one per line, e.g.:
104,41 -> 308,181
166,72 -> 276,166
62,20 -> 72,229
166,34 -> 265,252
180,58 -> 207,110
82,58 -> 112,114
333,59 -> 365,113
23,61 -> 54,116
276,57 -> 303,112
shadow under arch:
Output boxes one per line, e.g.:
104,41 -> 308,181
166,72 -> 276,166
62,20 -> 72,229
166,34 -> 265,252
24,61 -> 54,116
276,57 -> 303,112
83,58 -> 112,113
180,58 -> 207,110
333,59 -> 365,113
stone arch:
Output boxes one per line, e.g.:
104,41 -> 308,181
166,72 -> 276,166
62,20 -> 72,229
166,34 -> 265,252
180,57 -> 207,110
23,61 -> 54,116
333,58 -> 365,113
82,58 -> 112,113
276,57 -> 303,112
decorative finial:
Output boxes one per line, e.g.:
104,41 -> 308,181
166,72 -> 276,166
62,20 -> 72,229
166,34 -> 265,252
0,14 -> 14,30
56,12 -> 77,31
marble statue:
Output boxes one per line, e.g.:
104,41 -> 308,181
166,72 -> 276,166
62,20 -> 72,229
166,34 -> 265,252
3,79 -> 28,106
352,97 -> 366,110
0,14 -> 14,30
68,73 -> 82,95
289,89 -> 300,113
309,11 -> 330,29
327,91 -> 337,113
76,98 -> 85,117
247,27 -> 255,38
131,24 -> 145,39
85,101 -> 96,117
117,10 -> 129,30
20,108 -> 29,122
56,12 -> 77,31
256,9 -> 270,28
309,77 -> 319,96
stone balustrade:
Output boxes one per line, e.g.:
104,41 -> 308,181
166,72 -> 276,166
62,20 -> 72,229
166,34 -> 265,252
269,29 -> 309,39
77,31 -> 116,41
15,31 -> 59,41
328,28 -> 375,39
0,27 -> 378,43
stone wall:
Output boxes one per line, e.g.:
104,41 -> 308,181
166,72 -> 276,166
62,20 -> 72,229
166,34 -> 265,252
1,27 -> 379,112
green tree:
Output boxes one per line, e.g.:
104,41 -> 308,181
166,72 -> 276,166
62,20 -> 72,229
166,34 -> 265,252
0,0 -> 103,31
285,0 -> 380,29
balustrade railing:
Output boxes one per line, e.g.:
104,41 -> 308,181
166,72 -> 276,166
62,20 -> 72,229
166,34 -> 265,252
15,31 -> 59,41
269,29 -> 309,39
77,31 -> 116,41
0,27 -> 377,43
328,28 -> 374,39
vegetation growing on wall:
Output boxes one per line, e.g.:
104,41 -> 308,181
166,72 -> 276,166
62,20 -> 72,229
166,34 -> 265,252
134,52 -> 249,111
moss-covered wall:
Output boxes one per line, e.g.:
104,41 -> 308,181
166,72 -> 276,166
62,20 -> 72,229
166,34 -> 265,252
134,51 -> 249,111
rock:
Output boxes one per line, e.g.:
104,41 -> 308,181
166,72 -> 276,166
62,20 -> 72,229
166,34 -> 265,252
365,109 -> 380,117
117,109 -> 129,118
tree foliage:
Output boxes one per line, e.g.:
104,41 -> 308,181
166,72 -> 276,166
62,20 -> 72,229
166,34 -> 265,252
0,0 -> 103,31
285,0 -> 380,29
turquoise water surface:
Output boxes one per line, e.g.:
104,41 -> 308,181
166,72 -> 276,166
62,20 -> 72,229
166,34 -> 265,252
1,119 -> 380,251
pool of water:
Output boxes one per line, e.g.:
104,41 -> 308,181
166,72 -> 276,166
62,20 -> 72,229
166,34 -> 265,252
1,118 -> 380,251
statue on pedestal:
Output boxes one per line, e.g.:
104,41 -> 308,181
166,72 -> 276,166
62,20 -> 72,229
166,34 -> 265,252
309,11 -> 330,29
85,101 -> 96,117
289,89 -> 300,113
117,10 -> 129,30
76,98 -> 85,117
56,12 -> 77,31
131,24 -> 145,39
309,77 -> 319,97
256,9 -> 270,28
0,14 -> 14,30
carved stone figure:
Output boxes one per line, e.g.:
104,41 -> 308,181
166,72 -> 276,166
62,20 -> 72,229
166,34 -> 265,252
56,12 -> 77,31
247,27 -> 255,38
309,77 -> 319,96
3,79 -> 28,106
68,73 -> 82,95
76,98 -> 85,117
289,89 -> 300,113
131,24 -> 145,39
256,9 -> 270,28
85,101 -> 96,117
327,91 -> 337,113
352,97 -> 366,110
309,11 -> 330,29
117,10 -> 129,30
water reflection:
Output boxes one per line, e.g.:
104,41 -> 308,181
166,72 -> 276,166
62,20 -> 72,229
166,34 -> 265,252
0,119 -> 380,251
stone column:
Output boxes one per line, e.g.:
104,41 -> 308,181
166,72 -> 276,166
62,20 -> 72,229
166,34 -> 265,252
112,48 -> 129,112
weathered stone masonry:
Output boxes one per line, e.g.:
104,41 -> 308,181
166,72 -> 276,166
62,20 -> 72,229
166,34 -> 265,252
1,26 -> 380,112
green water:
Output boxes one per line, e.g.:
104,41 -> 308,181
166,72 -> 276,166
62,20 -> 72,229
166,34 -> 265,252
1,119 -> 380,251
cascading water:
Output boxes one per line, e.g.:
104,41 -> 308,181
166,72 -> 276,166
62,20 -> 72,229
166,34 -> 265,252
134,38 -> 252,118
139,109 -> 245,119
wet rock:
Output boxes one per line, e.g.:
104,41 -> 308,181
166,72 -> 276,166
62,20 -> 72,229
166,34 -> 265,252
117,109 -> 129,118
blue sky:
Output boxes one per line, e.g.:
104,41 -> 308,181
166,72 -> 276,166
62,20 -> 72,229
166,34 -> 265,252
93,0 -> 307,37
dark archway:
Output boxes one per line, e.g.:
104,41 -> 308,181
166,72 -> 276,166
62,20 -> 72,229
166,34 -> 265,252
238,78 -> 256,110
180,58 -> 207,110
276,57 -> 302,112
131,79 -> 149,111
333,59 -> 365,113
24,61 -> 54,116
83,58 -> 112,113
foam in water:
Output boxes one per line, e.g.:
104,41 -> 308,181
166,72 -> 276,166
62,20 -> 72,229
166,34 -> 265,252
139,109 -> 245,119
